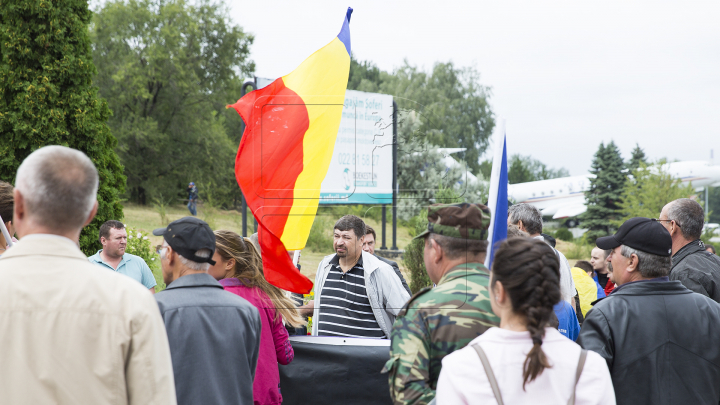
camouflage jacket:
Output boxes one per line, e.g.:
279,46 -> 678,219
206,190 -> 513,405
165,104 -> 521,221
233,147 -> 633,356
383,262 -> 500,405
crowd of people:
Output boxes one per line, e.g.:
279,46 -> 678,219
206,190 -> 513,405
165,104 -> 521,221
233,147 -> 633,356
1,145 -> 720,405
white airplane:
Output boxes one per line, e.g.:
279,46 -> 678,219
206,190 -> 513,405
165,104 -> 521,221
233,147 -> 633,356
508,161 -> 720,225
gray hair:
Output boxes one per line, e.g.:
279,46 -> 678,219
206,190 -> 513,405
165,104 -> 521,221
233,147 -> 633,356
161,240 -> 211,271
620,245 -> 671,278
15,146 -> 99,232
666,198 -> 704,240
508,203 -> 543,235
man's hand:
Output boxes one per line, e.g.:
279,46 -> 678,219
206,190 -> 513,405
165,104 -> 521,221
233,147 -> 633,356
298,300 -> 314,317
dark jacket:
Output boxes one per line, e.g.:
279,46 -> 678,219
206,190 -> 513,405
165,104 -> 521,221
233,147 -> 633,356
376,254 -> 411,295
155,273 -> 262,405
578,280 -> 720,405
671,239 -> 720,303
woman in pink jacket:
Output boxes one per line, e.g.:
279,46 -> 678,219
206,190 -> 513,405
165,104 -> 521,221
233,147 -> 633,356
209,230 -> 305,405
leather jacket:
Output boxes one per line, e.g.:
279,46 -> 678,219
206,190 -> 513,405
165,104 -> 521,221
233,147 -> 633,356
671,239 -> 720,303
578,280 -> 720,405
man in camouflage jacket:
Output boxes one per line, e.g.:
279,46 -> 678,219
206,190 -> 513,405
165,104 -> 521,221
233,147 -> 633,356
383,203 -> 500,405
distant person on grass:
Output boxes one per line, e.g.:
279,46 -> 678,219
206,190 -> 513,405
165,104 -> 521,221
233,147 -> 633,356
187,182 -> 198,216
363,225 -> 411,295
209,229 -> 303,405
0,146 -> 175,404
89,220 -> 157,293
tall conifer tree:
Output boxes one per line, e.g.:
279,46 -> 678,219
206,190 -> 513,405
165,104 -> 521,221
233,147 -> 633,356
582,141 -> 626,242
0,0 -> 125,255
627,143 -> 647,172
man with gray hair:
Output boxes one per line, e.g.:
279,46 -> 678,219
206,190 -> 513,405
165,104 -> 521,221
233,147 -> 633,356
153,217 -> 261,405
0,146 -> 176,404
658,198 -> 720,302
578,217 -> 720,405
507,203 -> 576,305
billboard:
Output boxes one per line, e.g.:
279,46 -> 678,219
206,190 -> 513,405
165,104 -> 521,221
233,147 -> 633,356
319,90 -> 394,204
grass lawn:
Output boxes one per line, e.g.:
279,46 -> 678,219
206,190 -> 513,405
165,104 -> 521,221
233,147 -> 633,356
123,203 -> 413,283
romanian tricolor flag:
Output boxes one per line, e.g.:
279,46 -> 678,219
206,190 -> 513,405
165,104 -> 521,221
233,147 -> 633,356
227,8 -> 353,293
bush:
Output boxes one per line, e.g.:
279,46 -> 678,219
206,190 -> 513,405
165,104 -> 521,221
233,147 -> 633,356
305,216 -> 334,252
126,226 -> 165,291
403,186 -> 462,293
0,0 -> 126,256
554,227 -> 574,242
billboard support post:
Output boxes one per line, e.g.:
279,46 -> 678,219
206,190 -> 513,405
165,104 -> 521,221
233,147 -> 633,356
381,205 -> 387,249
392,101 -> 398,250
239,79 -> 255,237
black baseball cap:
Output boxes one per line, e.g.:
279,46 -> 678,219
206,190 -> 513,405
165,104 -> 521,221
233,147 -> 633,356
153,217 -> 217,265
596,217 -> 672,257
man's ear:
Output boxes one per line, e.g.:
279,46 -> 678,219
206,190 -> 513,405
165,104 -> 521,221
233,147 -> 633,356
13,189 -> 25,222
429,238 -> 443,263
627,254 -> 639,273
517,220 -> 525,232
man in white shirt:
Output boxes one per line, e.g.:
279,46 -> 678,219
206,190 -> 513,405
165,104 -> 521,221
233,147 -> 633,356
0,146 -> 176,404
508,203 -> 576,305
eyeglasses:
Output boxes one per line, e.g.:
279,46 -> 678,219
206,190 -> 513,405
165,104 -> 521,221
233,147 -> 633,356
155,245 -> 166,255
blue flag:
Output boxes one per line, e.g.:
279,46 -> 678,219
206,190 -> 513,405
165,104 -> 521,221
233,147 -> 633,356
484,122 -> 509,269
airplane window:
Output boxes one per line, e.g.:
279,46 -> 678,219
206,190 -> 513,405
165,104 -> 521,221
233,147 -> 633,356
541,192 -> 545,196
532,193 -> 536,197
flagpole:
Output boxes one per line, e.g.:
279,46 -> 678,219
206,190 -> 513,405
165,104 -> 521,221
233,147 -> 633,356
484,119 -> 506,268
0,214 -> 14,248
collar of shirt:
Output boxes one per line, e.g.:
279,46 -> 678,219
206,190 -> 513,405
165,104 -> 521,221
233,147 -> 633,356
438,262 -> 489,285
329,253 -> 363,268
218,277 -> 250,287
165,272 -> 224,290
612,276 -> 669,294
21,233 -> 79,249
89,249 -> 129,267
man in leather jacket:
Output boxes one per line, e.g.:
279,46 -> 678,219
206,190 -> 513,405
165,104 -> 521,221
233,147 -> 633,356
578,217 -> 720,405
659,198 -> 720,302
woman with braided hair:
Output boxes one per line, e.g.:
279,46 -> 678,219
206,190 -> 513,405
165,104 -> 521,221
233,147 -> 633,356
436,237 -> 615,404
208,229 -> 305,405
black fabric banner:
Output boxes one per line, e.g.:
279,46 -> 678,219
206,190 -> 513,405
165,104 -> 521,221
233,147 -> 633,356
279,336 -> 393,405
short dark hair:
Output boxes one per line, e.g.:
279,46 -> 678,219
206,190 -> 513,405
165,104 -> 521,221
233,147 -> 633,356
334,215 -> 365,239
365,225 -> 376,240
707,244 -> 717,254
574,260 -> 593,274
99,220 -> 125,242
429,233 -> 488,260
0,181 -> 14,224
666,198 -> 704,240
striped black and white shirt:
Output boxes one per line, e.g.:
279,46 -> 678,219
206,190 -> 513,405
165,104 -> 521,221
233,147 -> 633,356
317,255 -> 384,338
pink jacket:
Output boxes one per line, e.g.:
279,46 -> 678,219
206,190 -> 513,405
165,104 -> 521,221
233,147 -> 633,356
220,278 -> 293,405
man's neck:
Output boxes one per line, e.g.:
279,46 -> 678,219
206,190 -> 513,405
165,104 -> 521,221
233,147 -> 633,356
672,237 -> 694,256
596,267 -> 608,275
435,255 -> 486,284
17,223 -> 80,243
338,251 -> 361,273
100,250 -> 123,268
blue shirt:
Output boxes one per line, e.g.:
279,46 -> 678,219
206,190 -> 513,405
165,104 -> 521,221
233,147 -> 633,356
89,250 -> 157,289
553,300 -> 580,341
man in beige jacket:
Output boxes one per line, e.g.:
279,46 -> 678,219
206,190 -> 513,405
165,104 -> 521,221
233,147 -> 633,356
0,146 -> 177,405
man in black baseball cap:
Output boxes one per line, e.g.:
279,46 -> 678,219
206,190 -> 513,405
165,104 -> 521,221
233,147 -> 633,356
578,217 -> 720,405
153,217 -> 261,405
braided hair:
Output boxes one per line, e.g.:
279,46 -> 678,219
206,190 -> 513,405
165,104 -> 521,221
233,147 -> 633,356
491,237 -> 561,389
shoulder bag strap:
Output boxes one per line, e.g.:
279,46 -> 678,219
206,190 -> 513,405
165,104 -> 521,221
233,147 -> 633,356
471,344 -> 504,405
567,349 -> 588,405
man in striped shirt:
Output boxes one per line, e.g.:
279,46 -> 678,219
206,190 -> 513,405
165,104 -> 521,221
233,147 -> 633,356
307,215 -> 410,338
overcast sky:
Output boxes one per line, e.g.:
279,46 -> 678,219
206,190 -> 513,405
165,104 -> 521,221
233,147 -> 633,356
228,0 -> 720,175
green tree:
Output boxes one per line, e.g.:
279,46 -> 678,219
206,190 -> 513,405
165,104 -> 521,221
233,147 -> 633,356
616,161 -> 695,224
708,186 -> 720,224
91,0 -> 254,206
348,59 -> 494,175
0,0 -> 126,255
581,141 -> 626,243
507,154 -> 569,184
627,143 -> 647,172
